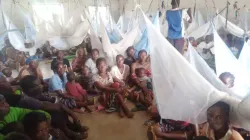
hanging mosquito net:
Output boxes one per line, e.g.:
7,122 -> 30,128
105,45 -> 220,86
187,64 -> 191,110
140,8 -> 250,129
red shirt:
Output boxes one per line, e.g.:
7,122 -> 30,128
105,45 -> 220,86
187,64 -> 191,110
66,82 -> 87,97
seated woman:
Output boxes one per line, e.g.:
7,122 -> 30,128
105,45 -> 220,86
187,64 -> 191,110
23,112 -> 68,140
17,60 -> 43,81
131,50 -> 152,109
66,72 -> 92,112
124,46 -> 136,67
49,63 -> 88,111
1,68 -> 14,83
72,48 -> 88,73
93,57 -> 133,118
51,50 -> 71,72
219,72 -> 235,88
85,49 -> 99,75
148,101 -> 244,140
110,55 -> 130,86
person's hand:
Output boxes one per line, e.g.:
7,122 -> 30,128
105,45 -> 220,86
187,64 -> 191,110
119,81 -> 125,87
115,87 -> 123,93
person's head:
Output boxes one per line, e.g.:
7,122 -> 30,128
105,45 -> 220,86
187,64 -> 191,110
91,49 -> 99,61
207,101 -> 230,132
171,0 -> 180,7
116,55 -> 124,67
0,94 -> 10,118
76,48 -> 85,58
54,63 -> 65,76
56,50 -> 64,60
135,68 -> 146,78
219,72 -> 235,88
227,34 -> 233,42
205,34 -> 214,44
138,50 -> 148,62
189,37 -> 197,47
23,112 -> 50,140
20,75 -> 43,97
2,68 -> 12,78
29,60 -> 38,70
5,132 -> 31,140
96,57 -> 107,74
126,46 -> 135,58
81,65 -> 89,76
67,72 -> 75,82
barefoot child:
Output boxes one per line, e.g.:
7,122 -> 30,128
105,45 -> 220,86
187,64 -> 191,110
66,72 -> 92,112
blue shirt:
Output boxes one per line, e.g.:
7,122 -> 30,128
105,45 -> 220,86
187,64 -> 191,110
166,9 -> 183,39
49,73 -> 67,92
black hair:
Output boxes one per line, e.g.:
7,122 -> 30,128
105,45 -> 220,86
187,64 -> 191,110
116,54 -> 124,60
171,0 -> 180,6
208,101 -> 230,117
138,49 -> 147,56
135,67 -> 145,75
2,68 -> 11,75
219,72 -> 235,81
91,49 -> 99,54
67,72 -> 75,82
96,57 -> 106,67
23,112 -> 48,137
5,132 -> 31,140
126,46 -> 134,56
20,75 -> 39,93
54,62 -> 64,71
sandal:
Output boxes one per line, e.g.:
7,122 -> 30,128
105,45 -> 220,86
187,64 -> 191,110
105,107 -> 117,113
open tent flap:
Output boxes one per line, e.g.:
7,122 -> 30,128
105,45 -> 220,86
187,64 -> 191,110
214,30 -> 250,98
144,9 -> 227,124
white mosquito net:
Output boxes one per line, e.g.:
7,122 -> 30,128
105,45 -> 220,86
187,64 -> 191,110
185,44 -> 235,96
214,30 -> 250,98
100,17 -> 139,66
238,41 -> 250,80
144,10 -> 227,124
186,9 -> 205,35
141,9 -> 250,130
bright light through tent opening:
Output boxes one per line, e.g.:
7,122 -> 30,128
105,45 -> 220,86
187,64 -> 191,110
32,4 -> 64,28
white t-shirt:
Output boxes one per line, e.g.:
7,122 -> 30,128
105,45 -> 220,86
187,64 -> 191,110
110,64 -> 130,81
196,42 -> 214,60
85,58 -> 98,75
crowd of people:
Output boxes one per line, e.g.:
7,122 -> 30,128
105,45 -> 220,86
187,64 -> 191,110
0,0 -> 249,139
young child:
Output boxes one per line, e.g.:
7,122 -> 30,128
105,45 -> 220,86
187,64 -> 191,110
128,68 -> 153,110
78,65 -> 93,92
66,72 -> 92,112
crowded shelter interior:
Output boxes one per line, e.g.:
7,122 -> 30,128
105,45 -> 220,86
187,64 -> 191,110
0,0 -> 250,139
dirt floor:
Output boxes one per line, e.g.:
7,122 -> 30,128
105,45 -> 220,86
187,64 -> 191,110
77,101 -> 150,140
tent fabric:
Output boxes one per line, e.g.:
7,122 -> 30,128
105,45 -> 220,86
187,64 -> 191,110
143,9 -> 250,130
